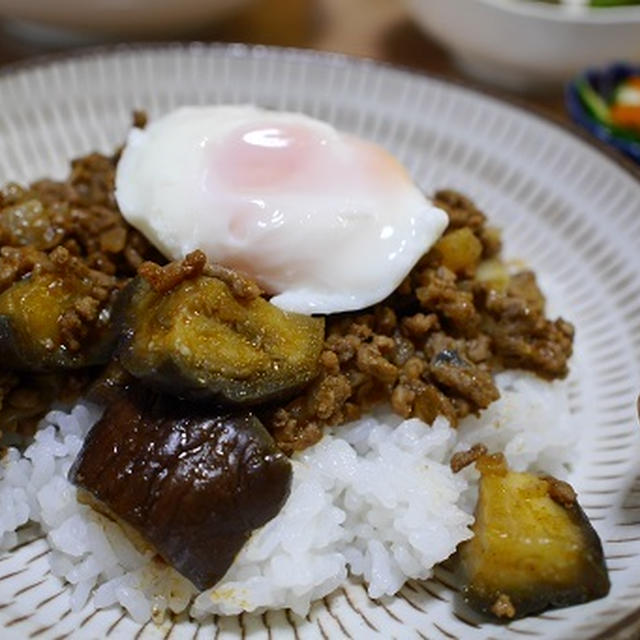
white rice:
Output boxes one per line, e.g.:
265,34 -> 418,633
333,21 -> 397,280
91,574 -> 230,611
0,371 -> 572,623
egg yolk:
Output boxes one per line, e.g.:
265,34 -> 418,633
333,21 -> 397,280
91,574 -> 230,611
209,121 -> 327,191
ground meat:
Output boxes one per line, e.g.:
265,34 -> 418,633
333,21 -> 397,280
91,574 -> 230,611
479,284 -> 574,379
138,249 -> 262,301
0,132 -> 163,437
544,475 -> 577,508
139,250 -> 207,293
450,443 -> 488,473
0,152 -> 162,290
267,369 -> 356,453
429,355 -> 499,410
356,339 -> 398,384
67,153 -> 119,209
401,312 -> 440,339
0,371 -> 91,444
390,383 -> 416,418
0,144 -> 573,456
47,246 -> 119,350
505,271 -> 546,315
413,383 -> 458,426
416,267 -> 481,335
465,334 -> 492,363
132,110 -> 148,129
265,190 -> 573,453
203,263 -> 262,301
478,225 -> 502,259
434,189 -> 486,231
0,245 -> 50,291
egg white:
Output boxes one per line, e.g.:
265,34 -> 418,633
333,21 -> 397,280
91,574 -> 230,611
115,105 -> 448,314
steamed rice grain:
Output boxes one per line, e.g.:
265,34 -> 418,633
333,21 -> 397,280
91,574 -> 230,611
0,372 -> 572,623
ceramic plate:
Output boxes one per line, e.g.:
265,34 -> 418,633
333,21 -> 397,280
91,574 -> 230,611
0,44 -> 639,640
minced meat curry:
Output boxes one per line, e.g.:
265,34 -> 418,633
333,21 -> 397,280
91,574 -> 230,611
0,148 -> 573,452
266,189 -> 573,453
0,120 -> 593,612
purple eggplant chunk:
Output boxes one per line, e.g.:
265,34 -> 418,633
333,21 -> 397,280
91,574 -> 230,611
459,454 -> 610,620
69,390 -> 291,590
113,273 -> 324,405
0,271 -> 117,371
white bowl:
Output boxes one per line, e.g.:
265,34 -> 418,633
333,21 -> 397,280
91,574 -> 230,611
0,0 -> 253,37
404,0 -> 640,91
1,43 -> 640,640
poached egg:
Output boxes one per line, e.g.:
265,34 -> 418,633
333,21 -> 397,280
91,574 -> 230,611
115,105 -> 448,314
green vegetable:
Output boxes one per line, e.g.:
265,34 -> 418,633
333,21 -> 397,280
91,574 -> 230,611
576,77 -> 640,143
576,78 -> 612,125
589,0 -> 640,7
527,0 -> 640,5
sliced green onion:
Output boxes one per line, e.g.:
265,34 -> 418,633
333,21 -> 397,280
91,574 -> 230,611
576,77 -> 612,125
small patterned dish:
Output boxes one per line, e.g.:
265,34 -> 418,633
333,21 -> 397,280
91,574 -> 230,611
566,62 -> 640,164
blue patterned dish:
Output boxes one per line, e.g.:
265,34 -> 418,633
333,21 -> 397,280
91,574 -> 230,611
566,62 -> 640,164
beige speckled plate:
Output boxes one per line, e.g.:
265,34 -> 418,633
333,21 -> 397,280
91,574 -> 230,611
1,44 -> 639,640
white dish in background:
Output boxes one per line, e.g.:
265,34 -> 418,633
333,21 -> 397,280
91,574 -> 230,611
0,44 -> 640,639
404,0 -> 640,91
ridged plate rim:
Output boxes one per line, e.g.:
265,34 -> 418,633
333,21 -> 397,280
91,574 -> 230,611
0,42 -> 639,640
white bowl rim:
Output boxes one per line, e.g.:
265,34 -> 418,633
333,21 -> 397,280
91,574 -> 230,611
457,0 -> 640,23
1,40 -> 639,180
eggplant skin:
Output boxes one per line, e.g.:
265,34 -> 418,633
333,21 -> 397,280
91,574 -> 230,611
0,272 -> 116,371
69,388 -> 292,591
460,454 -> 610,620
114,275 -> 325,404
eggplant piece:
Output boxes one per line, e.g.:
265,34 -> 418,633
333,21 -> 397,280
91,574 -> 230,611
115,274 -> 324,404
85,361 -> 136,406
460,454 -> 610,620
69,388 -> 292,591
0,271 -> 116,371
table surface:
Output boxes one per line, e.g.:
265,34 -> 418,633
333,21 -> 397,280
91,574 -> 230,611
0,0 -> 567,121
